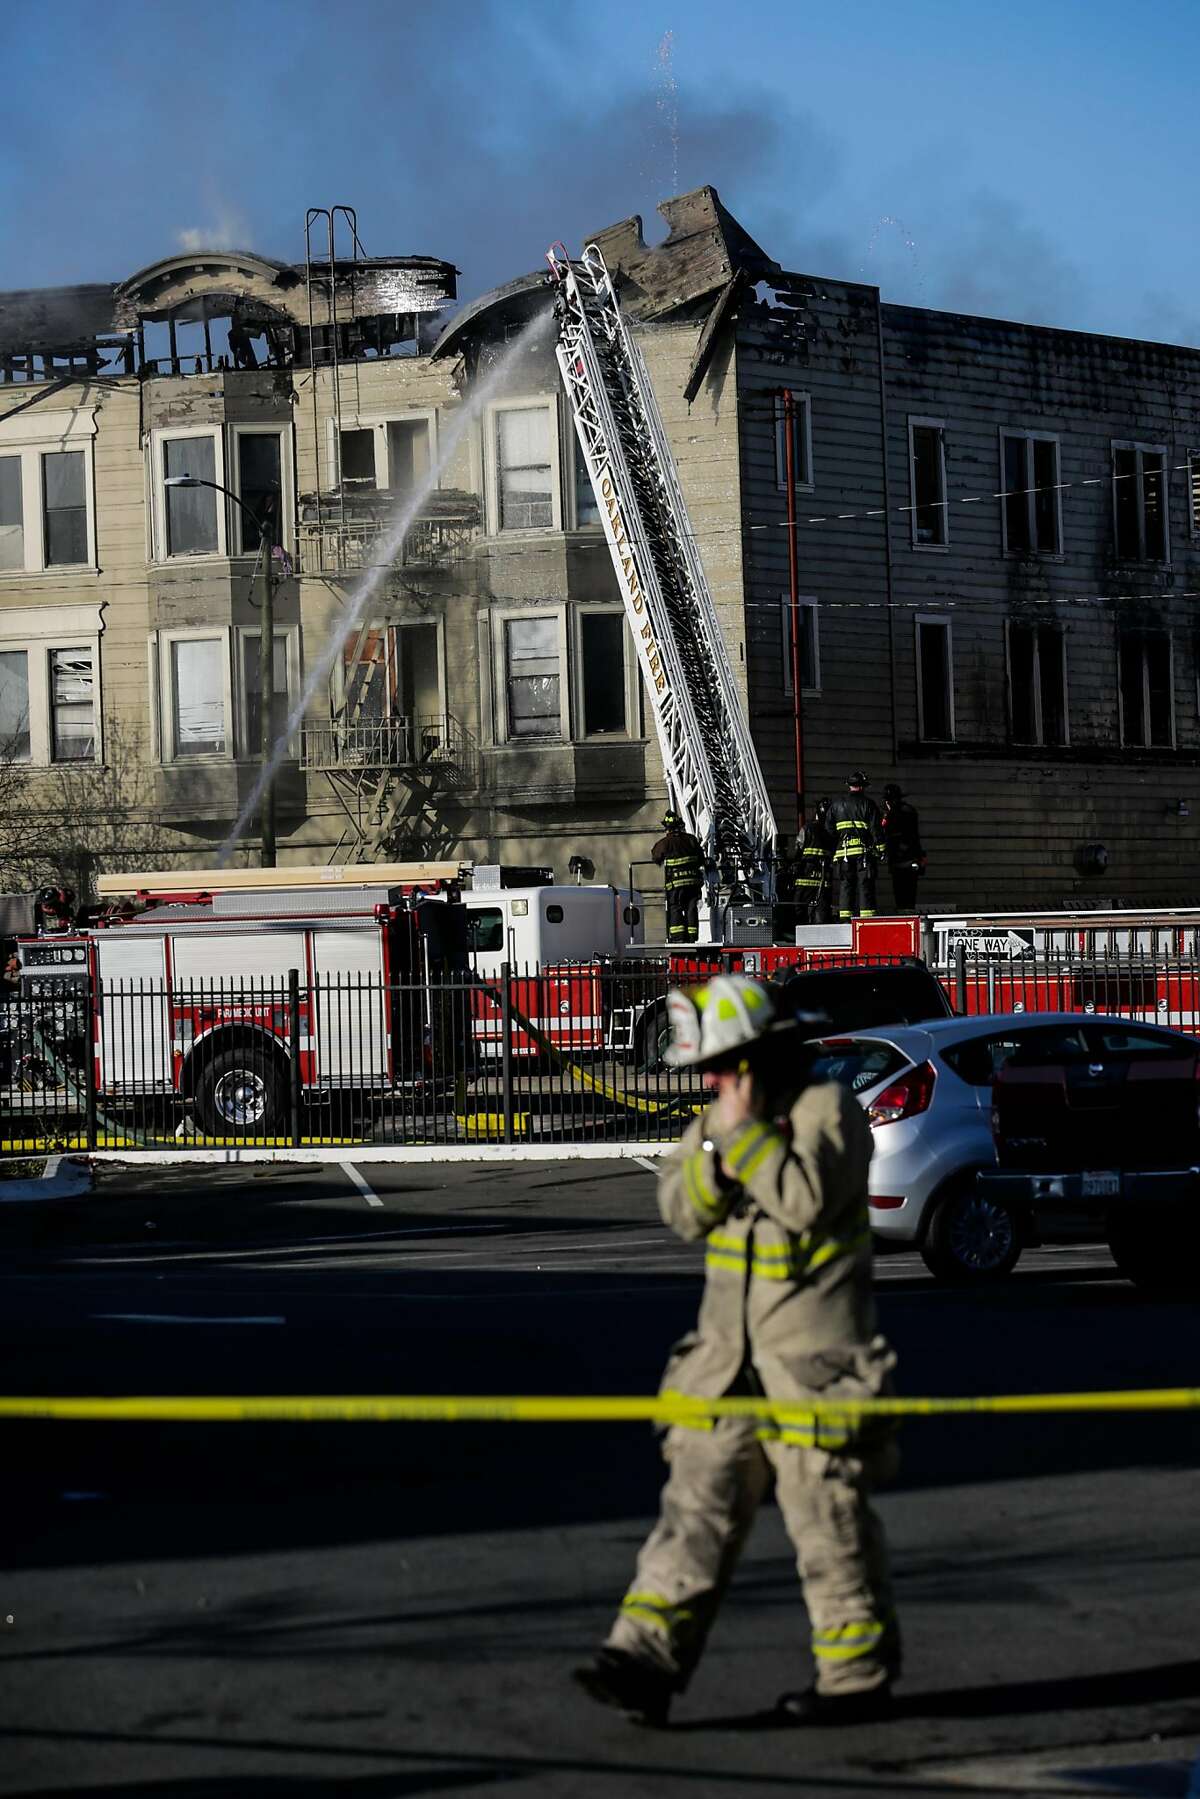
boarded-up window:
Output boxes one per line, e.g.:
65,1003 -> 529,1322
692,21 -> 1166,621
497,408 -> 553,530
164,436 -> 218,555
780,597 -> 820,695
49,647 -> 95,762
0,458 -> 23,571
1002,433 -> 1060,554
504,615 -> 560,737
1008,621 -> 1067,745
580,612 -> 626,734
916,617 -> 953,741
0,649 -> 30,761
1119,630 -> 1173,748
1113,444 -> 1168,561
909,422 -> 947,547
42,450 -> 87,566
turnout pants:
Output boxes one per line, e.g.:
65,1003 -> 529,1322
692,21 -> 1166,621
606,1418 -> 899,1695
837,855 -> 877,921
666,887 -> 701,944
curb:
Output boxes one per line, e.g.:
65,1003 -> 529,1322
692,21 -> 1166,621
0,1155 -> 94,1205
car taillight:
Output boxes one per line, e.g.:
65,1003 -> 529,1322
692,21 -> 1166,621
867,1060 -> 936,1126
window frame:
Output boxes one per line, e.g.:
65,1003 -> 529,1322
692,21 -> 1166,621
325,409 -> 438,497
571,604 -> 638,740
0,602 -> 104,764
915,613 -> 955,742
1111,439 -> 1170,563
907,416 -> 949,551
156,627 -> 235,763
230,424 -> 292,558
0,407 -> 98,577
490,605 -> 569,744
151,426 -> 228,563
779,593 -> 821,697
485,398 -> 562,536
999,428 -> 1063,557
773,391 -> 814,494
1004,618 -> 1069,747
1117,626 -> 1175,750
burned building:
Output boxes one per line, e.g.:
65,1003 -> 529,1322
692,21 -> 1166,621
1,190 -> 1199,909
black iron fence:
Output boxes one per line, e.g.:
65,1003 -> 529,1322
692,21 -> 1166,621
5,953 -> 1200,1157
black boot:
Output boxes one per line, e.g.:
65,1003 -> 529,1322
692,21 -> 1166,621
572,1647 -> 674,1727
774,1684 -> 894,1727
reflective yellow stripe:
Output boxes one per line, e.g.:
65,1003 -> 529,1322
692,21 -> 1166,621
705,1252 -> 748,1275
725,1121 -> 776,1176
834,819 -> 871,831
805,1227 -> 870,1273
683,1152 -> 724,1222
620,1590 -> 694,1635
812,1619 -> 886,1661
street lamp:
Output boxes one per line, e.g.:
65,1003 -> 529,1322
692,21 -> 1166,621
163,473 -> 280,867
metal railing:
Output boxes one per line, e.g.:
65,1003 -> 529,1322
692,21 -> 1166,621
6,953 -> 1200,1157
296,497 -> 479,575
300,714 -> 477,785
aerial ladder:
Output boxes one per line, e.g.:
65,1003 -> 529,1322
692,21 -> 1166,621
547,241 -> 777,932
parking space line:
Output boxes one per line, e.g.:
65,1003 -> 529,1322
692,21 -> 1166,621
632,1155 -> 662,1176
340,1160 -> 384,1208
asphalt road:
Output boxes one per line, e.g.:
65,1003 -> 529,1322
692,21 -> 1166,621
2,1157 -> 1199,1797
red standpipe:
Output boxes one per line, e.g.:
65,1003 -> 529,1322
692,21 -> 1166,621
782,388 -> 805,831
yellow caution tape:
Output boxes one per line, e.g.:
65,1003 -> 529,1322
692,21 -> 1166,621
1,1390 -> 1198,1424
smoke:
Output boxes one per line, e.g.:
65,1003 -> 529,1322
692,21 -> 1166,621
176,205 -> 251,254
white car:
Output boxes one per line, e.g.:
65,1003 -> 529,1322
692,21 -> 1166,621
807,1013 -> 1147,1282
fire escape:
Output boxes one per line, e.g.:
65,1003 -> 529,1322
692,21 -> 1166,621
297,206 -> 479,864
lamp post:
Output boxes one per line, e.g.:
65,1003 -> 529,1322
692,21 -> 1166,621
163,473 -> 279,866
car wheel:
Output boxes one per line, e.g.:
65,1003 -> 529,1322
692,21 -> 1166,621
920,1181 -> 1022,1282
1107,1214 -> 1197,1295
192,1047 -> 287,1140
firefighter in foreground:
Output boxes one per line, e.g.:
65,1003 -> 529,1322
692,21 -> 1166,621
650,810 -> 706,944
573,975 -> 900,1727
824,772 -> 884,920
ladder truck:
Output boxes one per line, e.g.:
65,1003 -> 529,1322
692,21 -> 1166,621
548,240 -> 777,935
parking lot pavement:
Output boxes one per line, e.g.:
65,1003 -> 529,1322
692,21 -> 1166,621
2,1156 -> 1199,1795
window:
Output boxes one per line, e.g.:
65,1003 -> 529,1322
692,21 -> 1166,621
1001,432 -> 1060,554
0,458 -> 23,571
780,596 -> 820,695
496,406 -> 554,530
170,637 -> 227,757
1119,629 -> 1173,748
338,428 -> 376,487
42,451 -> 87,566
466,907 -> 504,953
0,649 -> 29,760
1113,443 -> 1168,560
573,436 -> 601,527
1189,451 -> 1200,540
774,392 -> 813,491
1007,620 -> 1067,746
386,419 -> 430,499
908,419 -> 947,548
241,632 -> 292,755
916,616 -> 954,741
49,648 -> 95,761
234,432 -> 282,553
164,435 -> 218,556
504,615 -> 561,736
0,411 -> 96,573
579,612 -> 627,735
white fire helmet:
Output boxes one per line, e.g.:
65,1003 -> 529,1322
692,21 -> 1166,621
665,974 -> 795,1070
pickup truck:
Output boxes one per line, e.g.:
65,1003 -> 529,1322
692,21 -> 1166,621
977,1014 -> 1200,1291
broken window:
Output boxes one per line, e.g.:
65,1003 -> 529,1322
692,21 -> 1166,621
774,392 -> 813,490
49,647 -> 95,762
916,616 -> 954,740
0,649 -> 30,761
235,432 -> 283,553
338,429 -> 376,487
1113,444 -> 1168,560
1119,629 -> 1173,748
579,612 -> 626,735
0,458 -> 22,571
386,420 -> 431,499
1001,433 -> 1061,554
164,436 -> 218,555
909,421 -> 947,547
497,407 -> 554,530
504,615 -> 561,737
780,596 -> 820,695
42,450 -> 87,566
574,436 -> 601,527
241,632 -> 291,755
1007,620 -> 1067,745
170,636 -> 227,757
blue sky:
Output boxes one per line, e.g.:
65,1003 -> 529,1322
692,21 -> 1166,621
4,0 -> 1196,343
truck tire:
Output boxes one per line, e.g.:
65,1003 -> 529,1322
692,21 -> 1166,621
192,1046 -> 287,1139
920,1181 -> 1022,1283
636,1002 -> 673,1074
